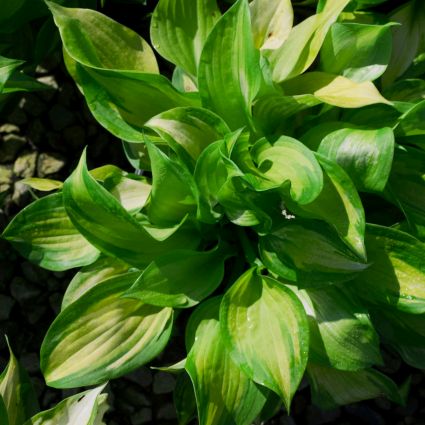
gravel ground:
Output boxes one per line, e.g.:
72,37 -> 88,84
1,51 -> 425,425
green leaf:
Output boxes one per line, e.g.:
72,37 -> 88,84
0,56 -> 24,93
289,154 -> 366,259
24,385 -> 108,425
186,297 -> 267,425
20,178 -> 63,192
48,1 -> 158,72
198,0 -> 261,130
0,340 -> 38,425
320,22 -> 393,82
41,273 -> 173,388
0,396 -> 8,425
318,127 -> 395,192
352,224 -> 425,313
260,220 -> 368,285
150,0 -> 220,79
292,285 -> 382,370
145,107 -> 230,162
124,243 -> 231,308
146,141 -> 197,226
250,0 -> 293,50
174,372 -> 197,425
281,72 -> 391,108
384,79 -> 425,103
269,0 -> 350,82
395,100 -> 425,137
249,136 -> 324,205
220,269 -> 309,410
62,256 -> 130,310
63,150 -> 199,267
2,193 -> 99,271
307,364 -> 403,410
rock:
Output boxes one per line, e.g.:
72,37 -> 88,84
279,417 -> 297,425
157,403 -> 177,420
345,405 -> 384,425
126,367 -> 153,388
49,293 -> 62,314
0,124 -> 20,134
153,371 -> 175,394
49,104 -> 75,131
122,385 -> 151,407
0,295 -> 15,321
37,75 -> 59,90
10,277 -> 42,305
13,151 -> 37,178
306,405 -> 341,425
26,300 -> 47,325
7,108 -> 27,126
0,165 -> 13,192
0,134 -> 26,163
22,261 -> 48,284
37,152 -> 66,177
63,125 -> 85,150
27,119 -> 45,145
130,408 -> 152,425
11,182 -> 31,207
20,352 -> 39,373
21,95 -> 47,117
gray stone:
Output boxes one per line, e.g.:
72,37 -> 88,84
27,119 -> 45,145
13,151 -> 37,178
279,417 -> 297,425
130,408 -> 152,425
20,352 -> 39,373
21,95 -> 47,117
7,108 -> 27,126
10,277 -> 41,305
123,386 -> 151,407
37,75 -> 59,90
153,371 -> 176,394
22,261 -> 47,284
0,134 -> 26,163
0,165 -> 13,192
126,367 -> 153,388
49,293 -> 62,314
49,104 -> 75,131
63,125 -> 85,149
37,152 -> 66,177
11,182 -> 31,207
0,295 -> 15,320
0,124 -> 20,134
27,301 -> 47,324
157,403 -> 177,420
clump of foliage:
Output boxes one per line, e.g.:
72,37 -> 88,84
3,0 -> 425,423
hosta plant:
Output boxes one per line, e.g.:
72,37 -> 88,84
3,0 -> 425,422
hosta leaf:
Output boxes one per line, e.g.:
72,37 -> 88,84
62,256 -> 130,310
383,79 -> 425,103
0,56 -> 24,93
260,220 -> 368,285
293,286 -> 382,370
320,22 -> 393,82
382,1 -> 425,85
198,0 -> 261,130
288,154 -> 366,259
172,67 -> 198,93
2,193 -> 99,271
318,127 -> 395,192
145,107 -> 230,163
41,273 -> 173,388
63,150 -> 199,267
124,243 -> 231,308
250,0 -> 293,50
0,397 -> 7,425
174,372 -> 197,425
186,297 -> 267,425
307,364 -> 403,410
20,178 -> 63,192
220,269 -> 309,410
146,141 -> 197,226
24,385 -> 108,425
150,0 -> 220,78
249,136 -> 323,204
281,72 -> 391,108
395,100 -> 425,136
353,224 -> 425,313
0,340 -> 38,425
269,0 -> 350,82
48,1 -> 158,72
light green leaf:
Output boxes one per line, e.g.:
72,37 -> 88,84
353,224 -> 425,313
186,297 -> 267,425
24,385 -> 108,425
250,0 -> 293,50
318,127 -> 395,192
307,364 -> 403,410
48,1 -> 158,72
2,193 -> 100,271
0,340 -> 38,425
320,22 -> 393,82
289,154 -> 366,259
172,67 -> 198,93
153,358 -> 186,374
20,178 -> 63,192
63,150 -> 199,267
146,141 -> 197,226
41,273 -> 173,388
292,286 -> 382,370
249,136 -> 323,205
281,72 -> 391,108
382,1 -> 425,85
220,269 -> 309,410
62,256 -> 130,310
269,0 -> 350,82
145,107 -> 230,162
150,0 -> 220,78
198,0 -> 261,130
124,243 -> 231,308
260,220 -> 368,285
